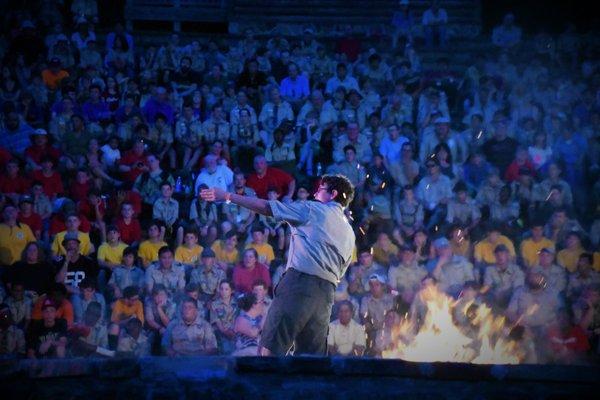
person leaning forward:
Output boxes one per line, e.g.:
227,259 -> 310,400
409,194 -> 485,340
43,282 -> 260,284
201,174 -> 355,356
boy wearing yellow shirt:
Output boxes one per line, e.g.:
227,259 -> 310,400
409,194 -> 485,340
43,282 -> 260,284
108,285 -> 144,349
474,224 -> 515,265
97,226 -> 128,269
556,231 -> 585,273
245,225 -> 275,265
175,230 -> 203,266
51,214 -> 94,257
138,220 -> 167,268
520,222 -> 555,268
0,205 -> 36,266
212,231 -> 239,269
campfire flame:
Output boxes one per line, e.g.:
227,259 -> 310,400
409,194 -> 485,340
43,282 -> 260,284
382,286 -> 523,364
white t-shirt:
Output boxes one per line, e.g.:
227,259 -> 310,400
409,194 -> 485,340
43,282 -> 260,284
422,8 -> 448,26
194,165 -> 234,194
100,144 -> 121,166
327,319 -> 366,356
528,146 -> 552,169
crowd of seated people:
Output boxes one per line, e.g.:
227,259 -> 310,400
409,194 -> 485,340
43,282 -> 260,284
0,2 -> 599,363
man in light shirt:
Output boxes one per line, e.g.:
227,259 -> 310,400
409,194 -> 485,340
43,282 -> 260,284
327,301 -> 366,356
201,174 -> 355,356
194,154 -> 234,195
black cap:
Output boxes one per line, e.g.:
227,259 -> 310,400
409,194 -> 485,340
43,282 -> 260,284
494,244 -> 509,253
19,195 -> 34,204
399,243 -> 416,253
201,248 -> 216,258
61,232 -> 81,245
453,181 -> 468,193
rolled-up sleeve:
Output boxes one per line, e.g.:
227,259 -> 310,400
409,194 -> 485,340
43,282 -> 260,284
268,200 -> 310,226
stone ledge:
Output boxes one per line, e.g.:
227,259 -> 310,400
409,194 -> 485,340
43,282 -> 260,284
1,356 -> 598,399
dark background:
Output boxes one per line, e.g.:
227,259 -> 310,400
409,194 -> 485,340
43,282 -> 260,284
481,0 -> 597,34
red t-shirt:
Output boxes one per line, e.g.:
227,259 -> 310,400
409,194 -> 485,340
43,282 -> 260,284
70,181 -> 90,203
78,198 -> 106,221
0,174 -> 30,194
336,37 -> 362,62
49,213 -> 91,235
116,217 -> 142,244
18,211 -> 42,234
548,326 -> 590,353
118,151 -> 147,182
232,263 -> 272,294
0,147 -> 12,169
107,191 -> 143,217
504,160 -> 536,183
24,144 -> 61,165
246,167 -> 294,199
32,170 -> 64,197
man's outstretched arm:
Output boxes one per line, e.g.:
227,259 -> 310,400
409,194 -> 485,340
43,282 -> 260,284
201,188 -> 273,217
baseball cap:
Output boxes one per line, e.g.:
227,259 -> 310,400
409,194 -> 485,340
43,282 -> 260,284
368,274 -> 386,284
494,244 -> 509,253
453,181 -> 468,193
21,20 -> 35,29
41,298 -> 58,311
539,247 -> 555,255
201,248 -> 216,258
106,225 -> 119,233
435,116 -> 451,124
399,243 -> 416,253
62,231 -> 81,245
433,237 -> 450,249
19,195 -> 34,204
32,128 -> 47,136
346,88 -> 363,99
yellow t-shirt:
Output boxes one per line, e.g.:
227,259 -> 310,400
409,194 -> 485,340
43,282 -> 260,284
211,240 -> 239,265
51,231 -> 93,256
372,243 -> 399,266
111,299 -> 144,324
246,242 -> 275,265
138,240 -> 167,267
97,242 -> 128,265
557,247 -> 585,273
474,235 -> 516,264
520,238 -> 555,268
175,244 -> 203,265
0,223 -> 36,266
451,239 -> 471,259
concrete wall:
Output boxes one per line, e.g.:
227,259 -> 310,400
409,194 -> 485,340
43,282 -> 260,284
1,356 -> 598,399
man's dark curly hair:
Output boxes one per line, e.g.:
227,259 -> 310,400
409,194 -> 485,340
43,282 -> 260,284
321,174 -> 354,208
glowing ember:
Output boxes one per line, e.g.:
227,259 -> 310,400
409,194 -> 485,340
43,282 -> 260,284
382,286 -> 523,364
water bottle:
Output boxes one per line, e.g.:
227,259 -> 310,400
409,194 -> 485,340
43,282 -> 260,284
175,176 -> 182,193
316,162 -> 322,177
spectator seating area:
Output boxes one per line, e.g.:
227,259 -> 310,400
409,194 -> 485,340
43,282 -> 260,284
0,0 -> 599,363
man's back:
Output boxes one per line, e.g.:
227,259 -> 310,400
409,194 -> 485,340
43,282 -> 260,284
268,200 -> 355,285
